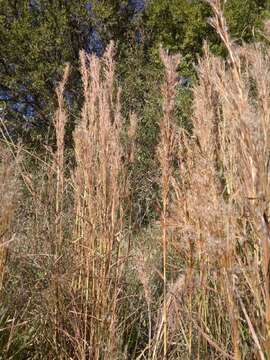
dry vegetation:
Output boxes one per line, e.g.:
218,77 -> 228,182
2,1 -> 270,358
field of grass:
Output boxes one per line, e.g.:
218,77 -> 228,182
1,2 -> 270,359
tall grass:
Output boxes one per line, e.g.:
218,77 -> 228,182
0,145 -> 19,291
156,49 -> 180,359
2,3 -> 270,358
153,1 -> 270,358
70,42 -> 132,359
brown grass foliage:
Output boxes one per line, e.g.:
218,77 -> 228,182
0,145 -> 20,290
2,2 -> 270,358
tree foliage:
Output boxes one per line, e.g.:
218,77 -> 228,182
0,0 -> 268,145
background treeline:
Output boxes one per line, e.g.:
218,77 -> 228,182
1,0 -> 270,359
1,0 -> 268,142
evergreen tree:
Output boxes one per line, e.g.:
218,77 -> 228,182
0,0 -> 268,145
